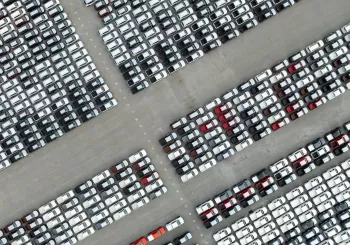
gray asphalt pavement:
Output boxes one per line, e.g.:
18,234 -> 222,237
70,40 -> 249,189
1,0 -> 350,245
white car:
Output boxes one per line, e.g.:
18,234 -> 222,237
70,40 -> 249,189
249,206 -> 268,221
331,181 -> 350,195
240,232 -> 258,245
108,199 -> 127,213
231,217 -> 249,231
199,159 -> 217,172
286,186 -> 304,200
38,200 -> 57,215
233,91 -> 251,104
304,176 -> 323,190
68,213 -> 87,227
255,88 -> 273,102
196,200 -> 214,215
288,147 -> 307,162
77,227 -> 95,241
127,189 -> 145,203
268,110 -> 286,124
253,214 -> 272,229
327,173 -> 346,188
113,207 -> 131,221
334,229 -> 350,243
235,138 -> 253,152
326,86 -> 345,100
269,158 -> 288,173
272,204 -> 290,218
165,216 -> 184,232
92,170 -> 110,184
294,201 -> 313,215
323,166 -> 342,180
290,194 -> 308,208
205,98 -> 221,111
259,95 -> 277,109
276,211 -> 294,226
298,209 -> 317,223
280,219 -> 298,233
268,196 -> 286,211
258,222 -> 276,236
181,169 -> 199,182
213,227 -> 232,242
131,196 -> 150,210
217,234 -> 235,245
236,225 -> 254,239
168,147 -> 186,161
262,229 -> 280,243
270,70 -> 287,84
317,198 -> 335,213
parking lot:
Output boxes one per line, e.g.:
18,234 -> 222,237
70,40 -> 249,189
1,0 -> 350,245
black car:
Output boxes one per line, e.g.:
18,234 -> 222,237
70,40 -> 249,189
222,205 -> 241,218
27,140 -> 45,153
334,145 -> 349,156
257,10 -> 275,23
119,59 -> 137,73
63,120 -> 81,133
335,200 -> 350,213
202,41 -> 221,53
318,209 -> 335,221
176,162 -> 194,175
308,137 -> 326,152
220,31 -> 239,43
214,189 -> 233,204
239,20 -> 257,33
203,216 -> 222,229
123,182 -> 141,195
320,217 -> 337,230
296,163 -> 315,176
233,179 -> 251,194
251,168 -> 269,183
131,81 -> 148,94
285,228 -> 300,240
172,155 -> 190,168
75,180 -> 93,194
9,150 -> 27,163
137,164 -> 155,178
325,127 -> 345,141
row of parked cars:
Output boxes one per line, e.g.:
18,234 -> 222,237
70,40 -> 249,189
130,216 -> 184,245
87,0 -> 300,94
194,120 -> 350,230
0,0 -> 118,172
213,157 -> 350,245
0,150 -> 166,245
158,21 -> 350,183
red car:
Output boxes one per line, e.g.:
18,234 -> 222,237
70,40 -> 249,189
141,172 -> 159,186
255,177 -> 274,191
342,74 -> 350,83
222,117 -> 240,130
285,101 -> 304,113
288,60 -> 306,74
271,118 -> 289,131
329,134 -> 350,149
218,197 -> 237,211
218,109 -> 236,122
98,6 -> 113,18
292,155 -> 311,170
15,15 -> 30,27
132,157 -> 150,171
214,102 -> 232,115
95,0 -> 109,10
147,227 -> 166,241
199,120 -> 218,133
236,187 -> 255,201
308,97 -> 327,110
131,237 -> 147,245
200,207 -> 219,221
